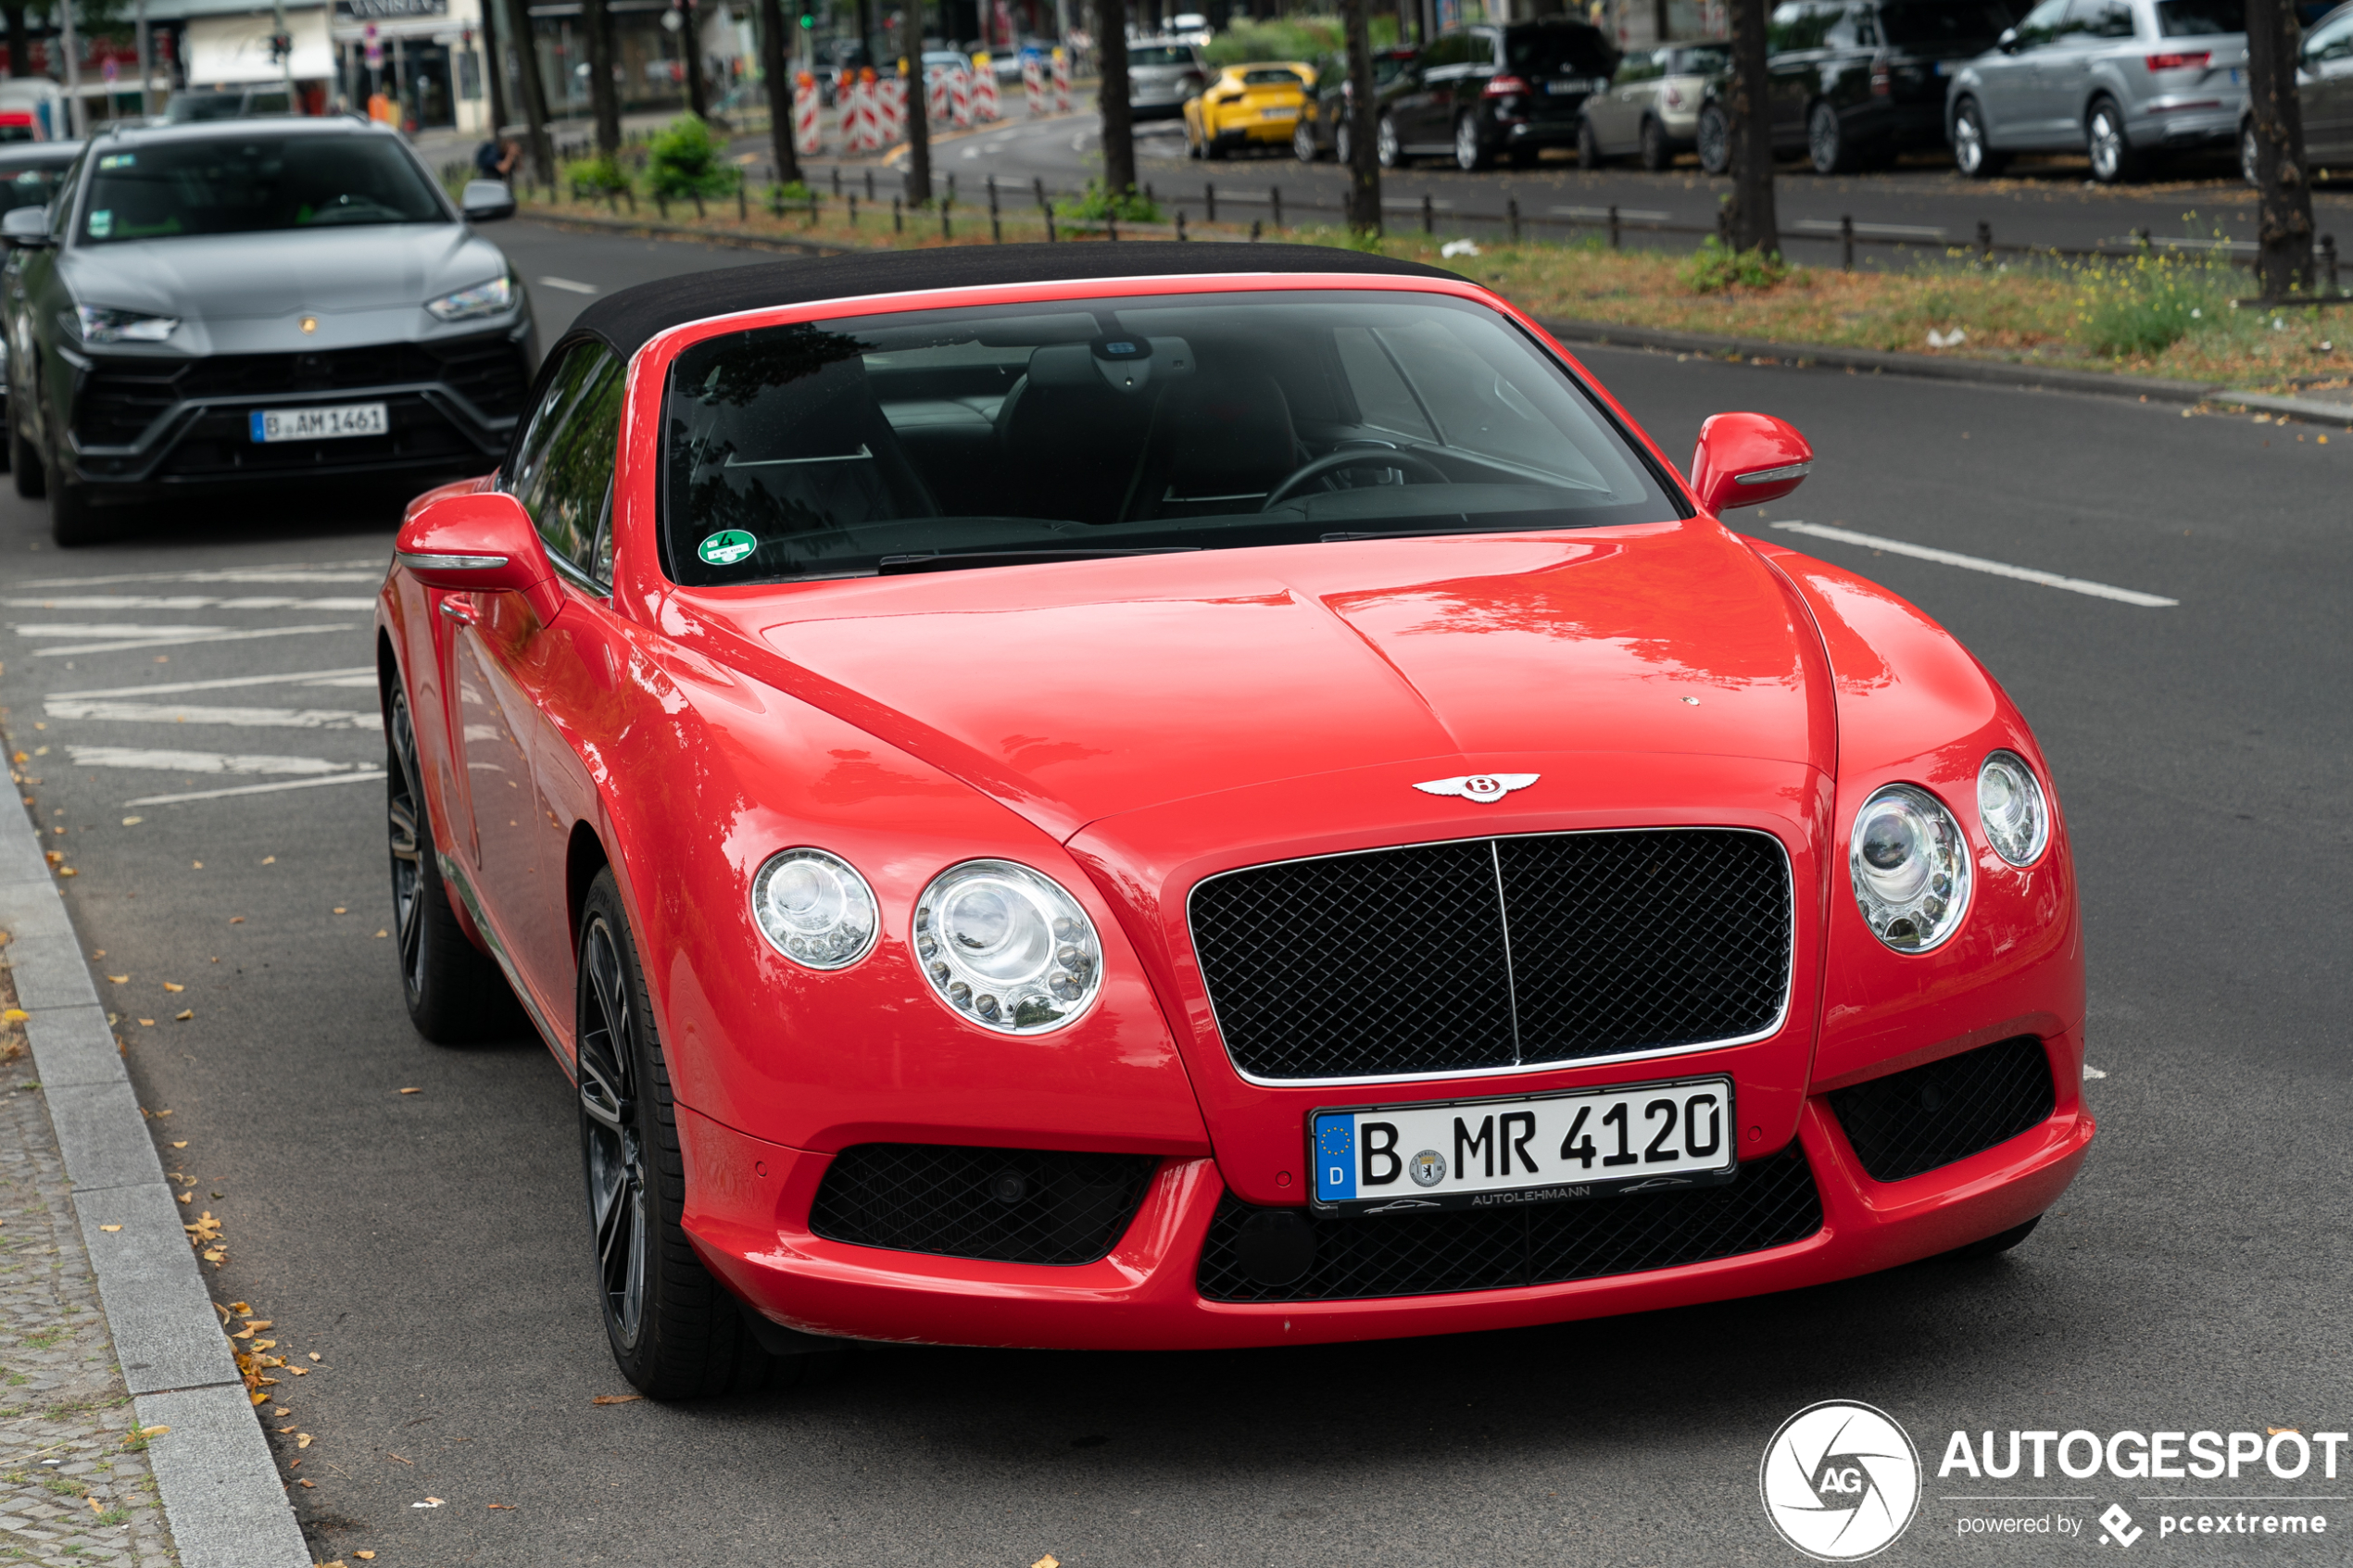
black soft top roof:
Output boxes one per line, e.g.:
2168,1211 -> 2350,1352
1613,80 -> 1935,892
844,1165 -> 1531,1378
568,241 -> 1464,358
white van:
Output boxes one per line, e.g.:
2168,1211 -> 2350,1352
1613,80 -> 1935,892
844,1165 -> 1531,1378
0,79 -> 66,142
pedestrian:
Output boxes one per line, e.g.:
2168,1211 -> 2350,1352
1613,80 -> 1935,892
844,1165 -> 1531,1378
473,134 -> 520,181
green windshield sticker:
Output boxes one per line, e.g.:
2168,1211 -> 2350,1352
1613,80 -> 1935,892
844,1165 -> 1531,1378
96,153 -> 133,169
698,529 -> 757,567
86,209 -> 111,238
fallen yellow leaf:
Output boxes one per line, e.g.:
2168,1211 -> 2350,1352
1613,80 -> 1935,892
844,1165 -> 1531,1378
333,907 -> 346,914
261,856 -> 275,864
308,1351 -> 321,1361
107,974 -> 128,985
140,1425 -> 169,1437
398,1086 -> 422,1094
1034,1557 -> 1062,1568
99,1224 -> 121,1233
202,1249 -> 225,1263
178,1193 -> 192,1203
174,1010 -> 193,1022
228,1301 -> 249,1312
276,1424 -> 296,1433
358,1554 -> 376,1562
171,1141 -> 186,1148
0,1009 -> 25,1024
297,1433 -> 312,1449
271,1406 -> 289,1416
137,1019 -> 154,1027
374,930 -> 388,938
244,1319 -> 273,1329
121,816 -> 142,826
232,1324 -> 256,1339
229,916 -> 245,923
249,1391 -> 268,1406
191,860 -> 202,869
590,1394 -> 642,1406
162,982 -> 184,993
298,1478 -> 315,1488
288,1365 -> 308,1374
58,866 -> 76,877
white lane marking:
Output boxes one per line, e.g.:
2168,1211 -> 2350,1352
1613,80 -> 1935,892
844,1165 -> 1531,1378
1770,522 -> 2178,608
1792,218 -> 1946,238
53,666 -> 375,699
14,623 -> 359,656
539,275 -> 600,295
2083,1065 -> 2108,1080
123,771 -> 388,808
2,595 -> 377,610
960,146 -> 982,159
1551,205 -> 1671,220
66,745 -> 363,776
45,698 -> 382,730
12,564 -> 382,589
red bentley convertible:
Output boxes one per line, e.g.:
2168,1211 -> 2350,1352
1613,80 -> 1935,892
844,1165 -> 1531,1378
376,245 -> 2091,1398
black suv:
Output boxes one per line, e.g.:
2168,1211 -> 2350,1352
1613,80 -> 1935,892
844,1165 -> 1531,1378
1292,45 -> 1420,163
1378,20 -> 1619,169
1698,0 -> 2020,173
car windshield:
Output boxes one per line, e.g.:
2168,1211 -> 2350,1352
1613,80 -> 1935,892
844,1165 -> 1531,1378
1878,1 -> 2017,46
0,157 -> 70,208
1668,44 -> 1731,72
79,135 -> 447,243
1129,45 -> 1195,65
1240,67 -> 1302,84
1505,29 -> 1616,76
2157,0 -> 2242,31
661,289 -> 1681,586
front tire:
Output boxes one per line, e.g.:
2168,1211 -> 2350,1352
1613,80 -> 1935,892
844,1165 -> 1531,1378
576,871 -> 830,1399
1453,110 -> 1491,171
42,401 -> 111,548
1808,99 -> 1853,175
1696,103 -> 1730,175
1952,97 -> 2006,178
1639,115 -> 1671,171
387,684 -> 523,1045
1577,115 -> 1604,169
1293,119 -> 1319,162
2087,96 -> 2140,184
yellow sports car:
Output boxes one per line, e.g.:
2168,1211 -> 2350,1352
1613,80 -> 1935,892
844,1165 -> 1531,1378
1183,61 -> 1317,160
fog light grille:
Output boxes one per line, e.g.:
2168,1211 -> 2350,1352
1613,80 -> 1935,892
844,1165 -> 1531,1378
809,1144 -> 1157,1265
1828,1035 -> 2056,1183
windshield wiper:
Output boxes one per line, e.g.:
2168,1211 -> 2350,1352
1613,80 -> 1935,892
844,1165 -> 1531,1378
876,547 -> 1200,575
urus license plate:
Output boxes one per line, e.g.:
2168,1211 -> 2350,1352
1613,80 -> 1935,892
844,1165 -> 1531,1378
1312,1075 -> 1736,1214
249,403 -> 387,443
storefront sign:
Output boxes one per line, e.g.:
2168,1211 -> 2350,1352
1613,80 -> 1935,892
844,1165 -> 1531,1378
335,0 -> 448,19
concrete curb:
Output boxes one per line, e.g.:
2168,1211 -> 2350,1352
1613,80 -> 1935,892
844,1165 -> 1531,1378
2211,389 -> 2353,424
0,774 -> 308,1565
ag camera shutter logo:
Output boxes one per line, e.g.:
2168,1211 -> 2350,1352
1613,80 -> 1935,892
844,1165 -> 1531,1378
1760,1400 -> 1921,1561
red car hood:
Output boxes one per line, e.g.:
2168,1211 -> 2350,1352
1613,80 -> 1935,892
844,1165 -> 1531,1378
686,519 -> 1829,842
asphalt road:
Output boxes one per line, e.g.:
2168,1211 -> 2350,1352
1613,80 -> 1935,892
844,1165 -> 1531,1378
1,222 -> 2347,1566
776,110 -> 2353,262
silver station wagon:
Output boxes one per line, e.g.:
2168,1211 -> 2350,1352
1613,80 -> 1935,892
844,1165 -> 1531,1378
1944,0 -> 2247,182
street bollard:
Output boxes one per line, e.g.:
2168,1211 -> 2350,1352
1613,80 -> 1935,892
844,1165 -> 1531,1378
768,182 -> 783,218
2325,233 -> 2341,295
831,167 -> 842,198
1608,204 -> 1620,250
942,197 -> 952,240
1978,220 -> 1993,262
988,175 -> 1001,243
865,169 -> 876,201
1205,182 -> 1215,222
1176,209 -> 1188,241
1272,186 -> 1283,229
849,194 -> 859,228
657,193 -> 669,220
1422,193 -> 1433,235
1506,197 -> 1519,245
1717,206 -> 1730,248
693,193 -> 706,220
808,194 -> 818,228
1251,219 -> 1262,241
893,195 -> 902,233
1041,182 -> 1057,243
739,182 -> 749,221
1842,214 -> 1854,271
1108,210 -> 1119,242
2133,225 -> 2152,248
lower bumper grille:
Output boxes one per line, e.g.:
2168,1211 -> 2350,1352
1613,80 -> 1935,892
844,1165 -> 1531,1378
1197,1146 -> 1822,1303
1828,1035 -> 2056,1184
809,1144 -> 1158,1266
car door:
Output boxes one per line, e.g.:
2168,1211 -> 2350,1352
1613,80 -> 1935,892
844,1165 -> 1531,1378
447,341 -> 626,1021
1768,2 -> 1838,147
1972,0 -> 2067,139
2035,0 -> 2133,138
1597,49 -> 1663,151
1411,31 -> 1472,146
2299,6 -> 2353,160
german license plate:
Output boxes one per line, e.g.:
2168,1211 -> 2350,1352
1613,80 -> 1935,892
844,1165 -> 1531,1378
248,403 -> 387,443
1545,79 -> 1581,94
1260,107 -> 1294,119
1311,1074 -> 1735,1214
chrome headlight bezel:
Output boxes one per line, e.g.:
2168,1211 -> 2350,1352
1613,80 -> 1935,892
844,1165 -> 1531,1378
71,305 -> 179,344
425,273 -> 515,322
749,848 -> 879,971
1976,749 -> 2050,868
1848,783 -> 1972,954
913,859 -> 1103,1035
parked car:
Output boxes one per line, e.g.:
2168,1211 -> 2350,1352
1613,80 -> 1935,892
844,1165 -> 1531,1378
379,242 -> 2090,1395
1184,61 -> 1316,157
1,118 -> 534,546
1293,45 -> 1421,162
0,79 -> 67,142
1170,11 -> 1214,44
1697,0 -> 2020,174
1127,39 -> 1211,119
164,85 -> 301,121
1949,0 -> 2246,181
0,139 -> 82,446
2251,0 -> 2353,181
1378,19 -> 1618,169
1579,42 -> 1730,168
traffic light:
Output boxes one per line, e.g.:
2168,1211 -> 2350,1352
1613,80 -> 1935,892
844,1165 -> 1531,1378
268,31 -> 292,61
798,6 -> 813,26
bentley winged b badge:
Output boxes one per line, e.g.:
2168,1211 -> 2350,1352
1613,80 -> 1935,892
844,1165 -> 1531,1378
1413,773 -> 1540,804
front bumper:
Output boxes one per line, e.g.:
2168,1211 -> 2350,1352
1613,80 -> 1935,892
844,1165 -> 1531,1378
57,325 -> 532,497
685,1027 -> 2091,1351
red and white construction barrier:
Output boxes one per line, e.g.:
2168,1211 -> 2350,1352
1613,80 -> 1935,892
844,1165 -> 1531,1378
1022,53 -> 1045,118
792,72 -> 821,157
877,72 -> 906,144
971,55 -> 1000,120
1051,47 -> 1071,115
851,69 -> 882,152
950,64 -> 973,128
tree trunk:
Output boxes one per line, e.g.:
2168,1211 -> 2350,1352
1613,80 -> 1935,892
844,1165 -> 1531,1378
2,7 -> 23,80
478,0 -> 510,135
1341,0 -> 1379,234
856,0 -> 873,69
1097,0 -> 1134,196
505,0 -> 558,185
2245,0 -> 2313,298
682,0 -> 711,119
759,0 -> 800,185
1723,0 -> 1778,254
586,0 -> 622,154
903,42 -> 933,204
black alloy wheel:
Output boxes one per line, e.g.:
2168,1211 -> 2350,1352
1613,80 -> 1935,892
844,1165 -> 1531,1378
1640,116 -> 1671,172
385,682 -> 522,1044
1808,100 -> 1854,175
1696,103 -> 1730,175
574,870 -> 843,1399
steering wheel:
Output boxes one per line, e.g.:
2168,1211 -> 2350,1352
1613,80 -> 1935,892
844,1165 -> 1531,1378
1261,448 -> 1450,511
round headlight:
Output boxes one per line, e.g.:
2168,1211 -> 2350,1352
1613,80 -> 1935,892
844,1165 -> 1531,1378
1977,749 -> 2049,867
1848,784 -> 1971,953
914,860 -> 1101,1034
749,848 -> 877,970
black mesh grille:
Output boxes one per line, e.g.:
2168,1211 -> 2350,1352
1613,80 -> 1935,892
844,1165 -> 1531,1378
1189,830 -> 1791,1082
809,1144 -> 1158,1266
1829,1035 -> 2056,1184
1198,1146 -> 1822,1303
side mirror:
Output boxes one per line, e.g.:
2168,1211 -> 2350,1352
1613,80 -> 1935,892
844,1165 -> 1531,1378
460,179 -> 517,223
1689,411 -> 1812,515
3,206 -> 53,249
1996,25 -> 2020,50
396,489 -> 565,625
